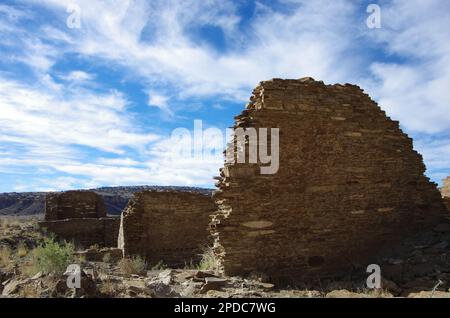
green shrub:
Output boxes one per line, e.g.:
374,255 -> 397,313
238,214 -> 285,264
34,237 -> 75,274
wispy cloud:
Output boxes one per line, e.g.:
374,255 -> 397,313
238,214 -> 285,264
0,0 -> 449,190
147,90 -> 173,116
364,0 -> 450,134
59,70 -> 94,83
28,0 -> 365,100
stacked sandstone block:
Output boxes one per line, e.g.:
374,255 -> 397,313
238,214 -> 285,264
442,177 -> 450,198
210,77 -> 448,283
442,177 -> 450,212
39,191 -> 119,248
118,190 -> 216,267
44,191 -> 106,220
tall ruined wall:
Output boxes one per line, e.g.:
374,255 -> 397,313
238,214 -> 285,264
45,191 -> 107,221
211,77 -> 448,283
118,191 -> 216,266
39,218 -> 120,248
442,177 -> 450,198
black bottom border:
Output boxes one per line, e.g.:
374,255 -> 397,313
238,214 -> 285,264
1,298 -> 449,316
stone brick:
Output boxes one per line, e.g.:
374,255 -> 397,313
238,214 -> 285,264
210,77 -> 449,284
118,190 -> 216,267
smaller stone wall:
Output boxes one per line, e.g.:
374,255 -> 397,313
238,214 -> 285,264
118,190 -> 216,266
39,218 -> 120,248
45,191 -> 107,221
41,190 -> 118,247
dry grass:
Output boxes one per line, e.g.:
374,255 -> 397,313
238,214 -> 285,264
0,218 -> 6,230
102,253 -> 111,263
182,246 -> 220,271
118,256 -> 147,276
0,218 -> 22,230
197,245 -> 220,272
151,260 -> 167,270
183,259 -> 197,270
357,287 -> 394,298
78,253 -> 87,264
0,246 -> 13,271
90,244 -> 100,250
99,280 -> 117,297
29,218 -> 41,233
18,284 -> 40,298
19,249 -> 40,276
16,242 -> 28,258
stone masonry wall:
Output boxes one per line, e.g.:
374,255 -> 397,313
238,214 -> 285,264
45,190 -> 107,221
39,218 -> 120,248
442,177 -> 450,198
41,191 -> 118,247
211,77 -> 448,284
118,191 -> 216,266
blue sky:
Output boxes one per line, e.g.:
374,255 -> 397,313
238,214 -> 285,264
0,0 -> 449,192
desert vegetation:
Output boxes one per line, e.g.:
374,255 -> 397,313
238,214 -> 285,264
33,237 -> 75,275
118,256 -> 147,276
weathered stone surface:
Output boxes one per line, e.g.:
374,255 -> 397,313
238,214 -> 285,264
40,190 -> 119,247
444,198 -> 450,212
2,279 -> 22,296
211,78 -> 448,284
442,177 -> 450,198
200,277 -> 228,294
146,272 -> 181,298
39,217 -> 119,248
118,190 -> 216,266
55,271 -> 99,298
441,178 -> 450,211
45,190 -> 107,221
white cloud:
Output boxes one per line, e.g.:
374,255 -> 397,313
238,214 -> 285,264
0,4 -> 31,21
1,0 -> 449,190
28,0 -> 364,101
97,157 -> 140,166
363,0 -> 450,134
0,76 -> 160,160
60,70 -> 94,83
147,91 -> 173,116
